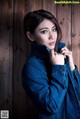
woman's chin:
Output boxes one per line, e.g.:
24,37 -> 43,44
48,46 -> 55,50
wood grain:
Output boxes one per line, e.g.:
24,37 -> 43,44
71,5 -> 80,70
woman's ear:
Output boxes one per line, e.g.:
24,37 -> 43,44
26,31 -> 35,42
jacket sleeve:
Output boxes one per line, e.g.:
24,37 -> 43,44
22,60 -> 68,114
71,65 -> 80,100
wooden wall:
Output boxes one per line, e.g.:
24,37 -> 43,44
0,0 -> 80,119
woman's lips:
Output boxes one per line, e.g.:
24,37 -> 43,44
48,42 -> 55,46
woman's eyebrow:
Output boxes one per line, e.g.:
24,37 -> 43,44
39,26 -> 56,31
39,27 -> 48,31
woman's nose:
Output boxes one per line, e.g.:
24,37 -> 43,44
49,32 -> 54,40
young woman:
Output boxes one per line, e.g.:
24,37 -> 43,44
22,9 -> 80,119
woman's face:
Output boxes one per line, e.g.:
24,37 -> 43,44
33,19 -> 57,50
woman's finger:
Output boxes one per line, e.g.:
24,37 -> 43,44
61,47 -> 69,52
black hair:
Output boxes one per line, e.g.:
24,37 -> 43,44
23,9 -> 62,41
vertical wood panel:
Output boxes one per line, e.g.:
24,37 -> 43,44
30,0 -> 43,10
43,0 -> 56,16
56,5 -> 71,48
72,5 -> 80,70
13,0 -> 29,118
0,0 -> 13,118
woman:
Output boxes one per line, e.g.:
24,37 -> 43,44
22,9 -> 80,119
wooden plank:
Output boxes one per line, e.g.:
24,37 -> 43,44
71,5 -> 80,70
42,0 -> 56,16
56,4 -> 71,48
30,0 -> 43,10
0,0 -> 13,118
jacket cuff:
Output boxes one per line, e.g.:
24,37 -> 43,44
72,65 -> 80,76
52,64 -> 67,74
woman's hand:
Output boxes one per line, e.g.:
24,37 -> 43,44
50,50 -> 65,65
61,47 -> 75,71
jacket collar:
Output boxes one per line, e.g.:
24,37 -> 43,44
31,42 -> 65,61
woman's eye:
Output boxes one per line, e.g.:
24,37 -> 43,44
41,30 -> 48,34
52,27 -> 57,32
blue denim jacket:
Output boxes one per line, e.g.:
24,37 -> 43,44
22,42 -> 80,119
